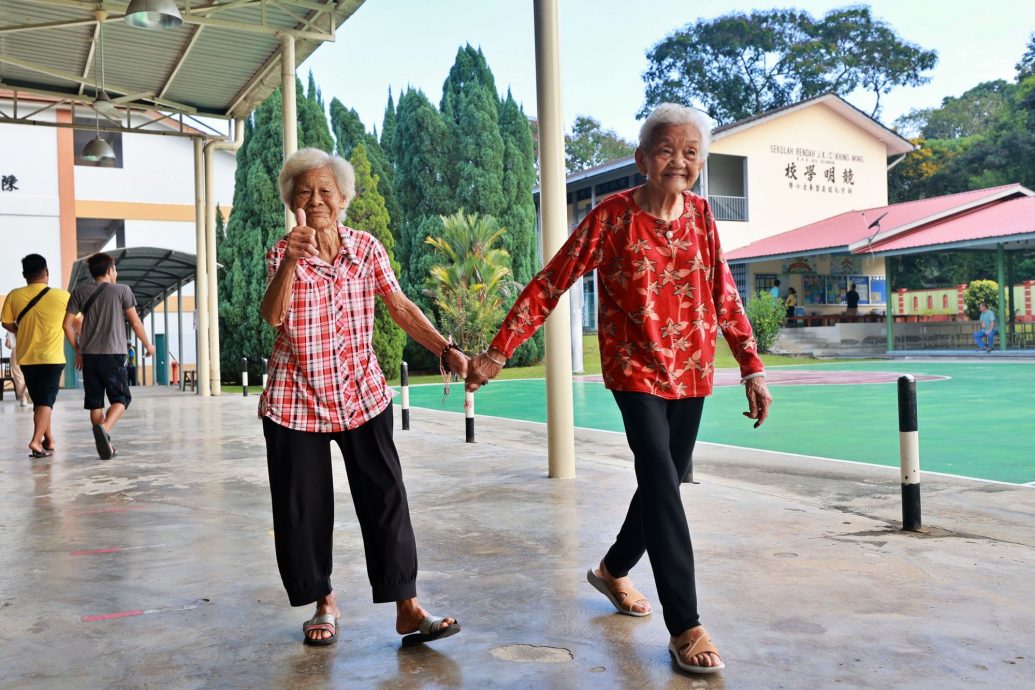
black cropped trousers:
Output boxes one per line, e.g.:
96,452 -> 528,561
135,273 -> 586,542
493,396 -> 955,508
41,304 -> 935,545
262,404 -> 418,607
603,391 -> 706,636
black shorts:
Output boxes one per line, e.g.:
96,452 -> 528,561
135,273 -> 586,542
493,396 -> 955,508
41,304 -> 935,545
21,363 -> 64,409
82,354 -> 132,410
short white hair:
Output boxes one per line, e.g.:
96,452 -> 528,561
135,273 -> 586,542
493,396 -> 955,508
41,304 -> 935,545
278,148 -> 356,213
638,103 -> 712,158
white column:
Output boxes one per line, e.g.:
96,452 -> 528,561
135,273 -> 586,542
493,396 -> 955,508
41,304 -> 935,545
534,0 -> 575,479
281,33 -> 298,231
194,137 -> 210,396
205,145 -> 221,395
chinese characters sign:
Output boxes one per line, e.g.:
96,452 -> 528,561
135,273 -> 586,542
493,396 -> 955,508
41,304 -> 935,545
1,174 -> 18,191
771,145 -> 862,195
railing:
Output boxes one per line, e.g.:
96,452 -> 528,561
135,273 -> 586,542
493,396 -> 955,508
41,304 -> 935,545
892,321 -> 1035,350
708,194 -> 748,222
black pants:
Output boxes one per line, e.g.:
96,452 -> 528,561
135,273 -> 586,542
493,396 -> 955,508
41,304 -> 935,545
604,391 -> 705,636
262,404 -> 417,607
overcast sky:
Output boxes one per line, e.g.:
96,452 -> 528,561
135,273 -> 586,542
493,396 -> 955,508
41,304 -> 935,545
302,0 -> 1035,142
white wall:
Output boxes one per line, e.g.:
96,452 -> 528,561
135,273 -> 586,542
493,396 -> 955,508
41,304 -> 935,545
0,109 -> 63,292
75,127 -> 236,205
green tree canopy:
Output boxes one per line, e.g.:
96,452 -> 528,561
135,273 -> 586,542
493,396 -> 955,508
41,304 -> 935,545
642,7 -> 937,123
498,91 -> 544,365
298,75 -> 334,152
348,143 -> 405,377
565,115 -> 636,173
218,90 -> 287,382
1017,33 -> 1035,80
895,80 -> 1014,140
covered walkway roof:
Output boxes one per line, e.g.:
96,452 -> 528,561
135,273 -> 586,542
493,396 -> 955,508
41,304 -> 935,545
0,0 -> 365,122
67,246 -> 198,318
726,183 -> 1035,263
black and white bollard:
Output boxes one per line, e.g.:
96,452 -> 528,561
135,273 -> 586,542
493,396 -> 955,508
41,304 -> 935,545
242,356 -> 249,396
465,390 -> 475,443
400,361 -> 410,431
898,374 -> 921,531
262,357 -> 268,389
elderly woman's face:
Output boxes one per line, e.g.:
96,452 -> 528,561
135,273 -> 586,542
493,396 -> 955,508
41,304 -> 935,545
292,166 -> 343,231
636,124 -> 704,195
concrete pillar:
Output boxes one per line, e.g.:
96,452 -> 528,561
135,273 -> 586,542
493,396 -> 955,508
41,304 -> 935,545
956,284 -> 968,319
1024,280 -> 1033,319
205,142 -> 222,395
281,33 -> 298,232
997,243 -> 1006,351
176,282 -> 183,382
194,137 -> 210,396
534,0 -> 575,479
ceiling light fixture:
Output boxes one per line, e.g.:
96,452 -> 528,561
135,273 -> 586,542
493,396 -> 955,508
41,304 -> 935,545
82,10 -> 116,163
124,0 -> 183,30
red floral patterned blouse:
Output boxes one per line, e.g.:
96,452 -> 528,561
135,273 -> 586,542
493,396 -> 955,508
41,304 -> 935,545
259,226 -> 400,432
490,188 -> 763,398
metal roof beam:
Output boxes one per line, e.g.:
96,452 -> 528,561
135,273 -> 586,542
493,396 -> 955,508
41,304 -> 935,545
158,25 -> 205,99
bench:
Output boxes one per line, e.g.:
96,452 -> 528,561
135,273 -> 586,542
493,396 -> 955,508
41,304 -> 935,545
182,369 -> 197,392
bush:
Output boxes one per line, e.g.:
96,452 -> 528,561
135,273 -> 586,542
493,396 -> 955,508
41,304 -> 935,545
963,280 -> 999,319
746,291 -> 785,353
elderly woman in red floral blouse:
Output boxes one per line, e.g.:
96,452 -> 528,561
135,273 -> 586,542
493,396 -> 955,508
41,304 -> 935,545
259,148 -> 467,648
467,104 -> 772,675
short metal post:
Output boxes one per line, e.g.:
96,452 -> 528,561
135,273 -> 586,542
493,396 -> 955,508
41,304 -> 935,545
242,356 -> 249,397
262,357 -> 268,390
898,375 -> 921,531
465,390 -> 475,443
400,361 -> 410,431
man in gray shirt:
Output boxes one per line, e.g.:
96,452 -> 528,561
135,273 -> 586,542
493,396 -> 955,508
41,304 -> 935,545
63,253 -> 154,459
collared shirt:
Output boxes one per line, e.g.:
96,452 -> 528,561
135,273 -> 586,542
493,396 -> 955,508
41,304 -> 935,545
258,226 -> 400,432
491,188 -> 763,398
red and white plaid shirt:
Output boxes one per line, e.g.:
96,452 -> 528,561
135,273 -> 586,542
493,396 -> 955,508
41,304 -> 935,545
259,226 -> 400,432
491,188 -> 763,398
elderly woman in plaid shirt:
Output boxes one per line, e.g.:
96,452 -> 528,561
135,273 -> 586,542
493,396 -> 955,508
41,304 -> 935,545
259,148 -> 467,647
466,104 -> 773,675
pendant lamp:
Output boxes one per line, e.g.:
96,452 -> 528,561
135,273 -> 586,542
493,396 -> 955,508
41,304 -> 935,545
124,0 -> 183,30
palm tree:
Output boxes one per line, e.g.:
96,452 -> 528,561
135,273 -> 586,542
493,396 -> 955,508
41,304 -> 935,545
425,210 -> 517,351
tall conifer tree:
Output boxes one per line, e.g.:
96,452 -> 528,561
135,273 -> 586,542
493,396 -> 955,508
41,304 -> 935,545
218,89 -> 287,381
380,88 -> 397,167
393,88 -> 453,367
498,91 -> 544,365
348,143 -> 405,378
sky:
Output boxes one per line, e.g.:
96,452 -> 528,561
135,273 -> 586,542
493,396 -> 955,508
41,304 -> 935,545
303,1 -> 1035,143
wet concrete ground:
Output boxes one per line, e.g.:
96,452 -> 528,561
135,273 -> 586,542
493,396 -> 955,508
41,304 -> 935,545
1,385 -> 1033,689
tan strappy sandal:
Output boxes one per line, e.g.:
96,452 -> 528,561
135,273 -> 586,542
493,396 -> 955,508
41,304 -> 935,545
586,569 -> 652,617
669,626 -> 725,674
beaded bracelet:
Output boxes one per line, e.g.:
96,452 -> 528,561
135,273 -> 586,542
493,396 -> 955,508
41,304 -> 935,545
440,340 -> 463,375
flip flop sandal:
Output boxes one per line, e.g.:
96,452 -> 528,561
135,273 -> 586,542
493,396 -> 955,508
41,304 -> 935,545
586,569 -> 652,617
92,424 -> 113,460
401,615 -> 461,646
28,449 -> 53,458
669,627 -> 725,674
302,613 -> 338,646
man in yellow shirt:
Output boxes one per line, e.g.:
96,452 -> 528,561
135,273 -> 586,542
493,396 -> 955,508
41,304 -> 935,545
1,255 -> 71,457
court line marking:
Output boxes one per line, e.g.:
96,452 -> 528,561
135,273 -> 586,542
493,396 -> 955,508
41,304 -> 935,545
402,407 -> 1034,490
81,602 -> 202,623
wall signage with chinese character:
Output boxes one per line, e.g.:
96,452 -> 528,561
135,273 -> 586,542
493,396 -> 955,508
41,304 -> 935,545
770,144 -> 862,195
1,174 -> 19,191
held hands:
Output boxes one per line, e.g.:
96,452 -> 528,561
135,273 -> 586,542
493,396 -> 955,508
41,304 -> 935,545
465,348 -> 506,392
443,347 -> 470,380
743,376 -> 772,428
284,208 -> 318,262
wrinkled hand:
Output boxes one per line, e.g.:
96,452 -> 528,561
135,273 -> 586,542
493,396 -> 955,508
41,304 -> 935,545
465,348 -> 506,392
284,208 -> 318,262
743,376 -> 772,428
444,348 -> 470,380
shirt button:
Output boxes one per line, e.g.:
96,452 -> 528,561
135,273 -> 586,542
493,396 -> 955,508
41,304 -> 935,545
665,230 -> 674,239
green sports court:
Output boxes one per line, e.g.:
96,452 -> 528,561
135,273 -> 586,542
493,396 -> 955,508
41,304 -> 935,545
403,360 -> 1035,485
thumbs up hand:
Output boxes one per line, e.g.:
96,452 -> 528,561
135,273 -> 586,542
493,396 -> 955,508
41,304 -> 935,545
285,208 -> 318,261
